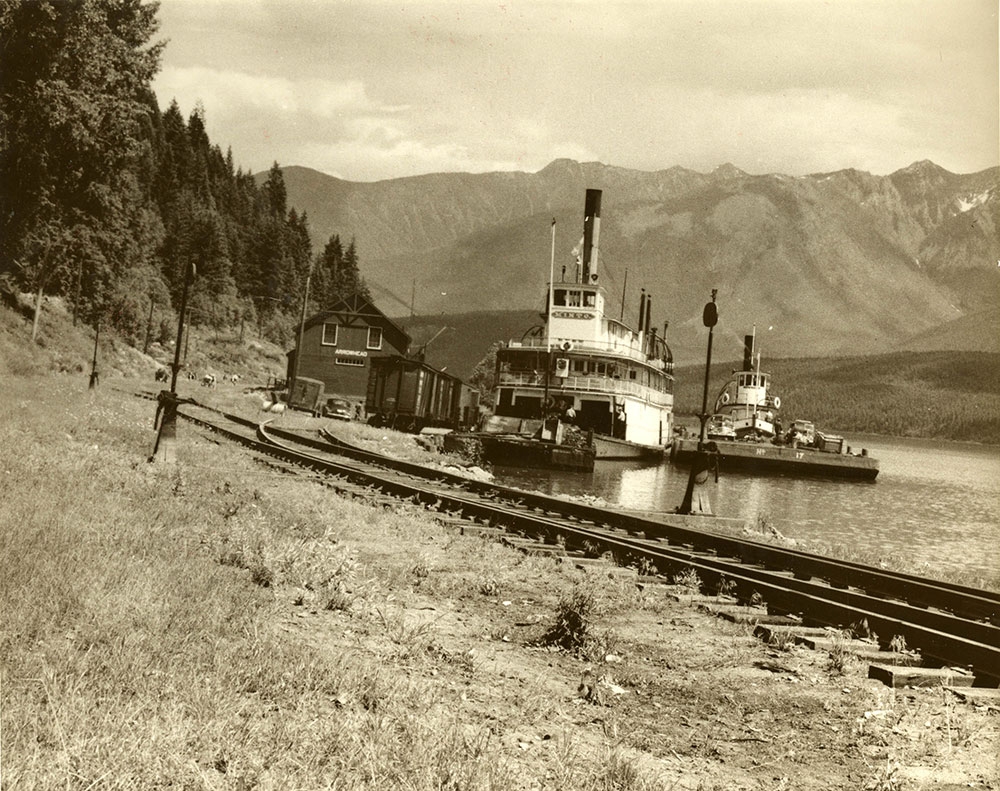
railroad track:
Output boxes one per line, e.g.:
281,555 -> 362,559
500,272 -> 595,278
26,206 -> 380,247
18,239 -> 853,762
169,399 -> 1000,685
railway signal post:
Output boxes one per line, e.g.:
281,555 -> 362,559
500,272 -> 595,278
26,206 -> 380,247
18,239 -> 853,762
678,290 -> 720,515
150,261 -> 195,464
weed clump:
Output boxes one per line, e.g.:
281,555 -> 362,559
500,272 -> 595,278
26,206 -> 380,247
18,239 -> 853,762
542,585 -> 597,651
671,567 -> 702,595
539,584 -> 619,662
827,630 -> 856,675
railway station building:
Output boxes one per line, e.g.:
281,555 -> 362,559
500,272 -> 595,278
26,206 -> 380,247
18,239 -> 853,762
285,294 -> 410,409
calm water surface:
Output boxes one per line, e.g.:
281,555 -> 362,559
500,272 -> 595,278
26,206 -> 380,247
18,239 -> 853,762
491,435 -> 1000,585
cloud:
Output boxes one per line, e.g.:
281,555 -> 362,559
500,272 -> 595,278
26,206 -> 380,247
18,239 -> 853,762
154,0 -> 998,180
153,66 -> 393,120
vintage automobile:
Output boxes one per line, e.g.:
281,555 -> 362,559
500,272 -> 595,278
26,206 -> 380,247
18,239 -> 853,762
705,413 -> 737,440
323,396 -> 353,421
787,419 -> 816,446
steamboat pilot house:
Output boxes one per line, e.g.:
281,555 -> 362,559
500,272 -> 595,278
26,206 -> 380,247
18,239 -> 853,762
491,189 -> 674,457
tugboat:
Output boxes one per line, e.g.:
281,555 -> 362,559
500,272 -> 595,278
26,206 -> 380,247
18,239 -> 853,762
478,189 -> 675,471
671,331 -> 879,480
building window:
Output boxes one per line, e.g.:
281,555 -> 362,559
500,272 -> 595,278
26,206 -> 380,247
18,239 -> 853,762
367,326 -> 383,350
322,323 -> 338,346
335,357 -> 364,367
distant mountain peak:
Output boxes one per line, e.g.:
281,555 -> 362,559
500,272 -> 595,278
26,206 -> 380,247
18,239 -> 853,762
539,158 -> 583,173
894,159 -> 950,178
711,162 -> 748,179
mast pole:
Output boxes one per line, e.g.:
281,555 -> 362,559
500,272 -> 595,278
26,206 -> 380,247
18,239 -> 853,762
547,218 -> 555,352
619,267 -> 628,322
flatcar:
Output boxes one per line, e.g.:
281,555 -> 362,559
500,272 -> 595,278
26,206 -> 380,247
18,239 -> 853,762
366,355 -> 479,432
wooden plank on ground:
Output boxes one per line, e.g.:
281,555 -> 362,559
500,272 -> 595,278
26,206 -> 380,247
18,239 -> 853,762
794,636 -> 919,664
700,604 -> 800,626
754,625 -> 831,643
868,664 -> 975,688
945,687 -> 1000,708
460,524 -> 504,538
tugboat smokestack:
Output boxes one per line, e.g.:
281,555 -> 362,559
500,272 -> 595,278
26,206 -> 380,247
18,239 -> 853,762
581,189 -> 602,284
743,334 -> 754,371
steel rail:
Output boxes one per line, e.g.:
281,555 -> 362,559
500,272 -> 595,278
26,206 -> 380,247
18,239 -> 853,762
175,407 -> 1000,681
303,426 -> 1000,626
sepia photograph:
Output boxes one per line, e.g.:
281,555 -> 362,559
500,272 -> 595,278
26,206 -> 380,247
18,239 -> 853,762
1,0 -> 997,787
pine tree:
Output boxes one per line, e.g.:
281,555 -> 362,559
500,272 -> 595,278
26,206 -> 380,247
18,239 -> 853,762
0,0 -> 165,338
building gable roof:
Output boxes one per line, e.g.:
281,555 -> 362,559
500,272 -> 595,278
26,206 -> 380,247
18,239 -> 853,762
303,294 -> 410,353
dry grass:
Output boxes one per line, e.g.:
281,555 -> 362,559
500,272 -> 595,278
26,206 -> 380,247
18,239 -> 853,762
1,373 -> 995,790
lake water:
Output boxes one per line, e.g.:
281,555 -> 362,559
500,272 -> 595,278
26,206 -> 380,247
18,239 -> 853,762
490,435 -> 1000,587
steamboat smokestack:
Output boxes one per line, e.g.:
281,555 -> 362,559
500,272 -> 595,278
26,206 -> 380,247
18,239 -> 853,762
638,289 -> 646,335
581,189 -> 602,284
743,334 -> 754,371
645,295 -> 652,337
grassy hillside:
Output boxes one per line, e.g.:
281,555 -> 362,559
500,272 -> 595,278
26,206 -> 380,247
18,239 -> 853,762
0,293 -> 288,385
674,350 -> 1000,443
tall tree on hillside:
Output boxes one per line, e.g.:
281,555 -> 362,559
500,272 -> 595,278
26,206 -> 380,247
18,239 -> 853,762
262,162 -> 287,218
312,234 -> 370,309
341,238 -> 371,301
0,0 -> 164,339
312,234 -> 343,309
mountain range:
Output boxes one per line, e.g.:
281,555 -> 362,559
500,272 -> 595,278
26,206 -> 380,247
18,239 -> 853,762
270,159 -> 998,372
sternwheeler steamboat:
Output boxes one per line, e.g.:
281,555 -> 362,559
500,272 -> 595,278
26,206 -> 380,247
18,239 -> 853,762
478,189 -> 675,471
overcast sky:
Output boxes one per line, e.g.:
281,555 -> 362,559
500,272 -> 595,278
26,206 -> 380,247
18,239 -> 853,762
152,0 -> 998,182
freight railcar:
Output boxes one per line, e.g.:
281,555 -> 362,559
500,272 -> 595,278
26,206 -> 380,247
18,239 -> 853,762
366,356 -> 479,432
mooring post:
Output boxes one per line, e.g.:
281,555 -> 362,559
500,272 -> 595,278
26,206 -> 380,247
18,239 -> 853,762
678,290 -> 719,515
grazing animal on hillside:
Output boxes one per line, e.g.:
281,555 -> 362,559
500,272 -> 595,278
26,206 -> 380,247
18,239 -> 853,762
185,370 -> 197,380
155,368 -> 168,382
201,373 -> 216,388
229,373 -> 240,385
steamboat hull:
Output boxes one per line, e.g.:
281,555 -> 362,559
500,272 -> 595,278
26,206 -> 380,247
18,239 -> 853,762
478,435 -> 596,471
670,437 -> 879,481
592,434 -> 665,461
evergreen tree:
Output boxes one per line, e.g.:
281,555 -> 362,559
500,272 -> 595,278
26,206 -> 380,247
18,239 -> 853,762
0,1 -> 325,347
312,234 -> 370,308
0,0 -> 165,338
262,162 -> 287,217
313,234 -> 344,309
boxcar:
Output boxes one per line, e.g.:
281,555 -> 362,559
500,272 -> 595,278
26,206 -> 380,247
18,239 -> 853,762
367,356 -> 479,432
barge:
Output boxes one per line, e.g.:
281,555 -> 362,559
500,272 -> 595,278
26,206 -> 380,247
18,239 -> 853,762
670,436 -> 879,480
478,188 -> 674,471
670,331 -> 879,480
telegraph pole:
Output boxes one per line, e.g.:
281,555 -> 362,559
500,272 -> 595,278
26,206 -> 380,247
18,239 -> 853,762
88,318 -> 100,390
143,296 -> 154,355
170,261 -> 194,391
290,260 -> 316,404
